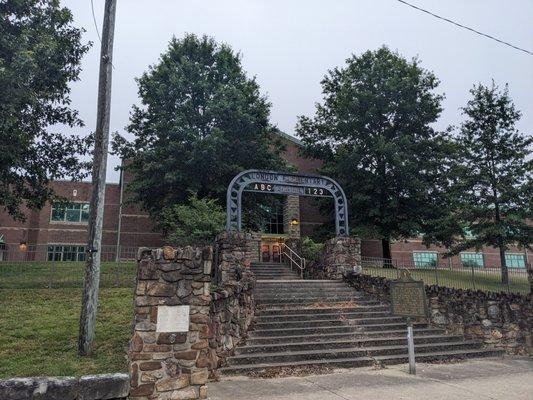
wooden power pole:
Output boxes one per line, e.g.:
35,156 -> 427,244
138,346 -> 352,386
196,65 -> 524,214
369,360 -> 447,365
78,0 -> 117,356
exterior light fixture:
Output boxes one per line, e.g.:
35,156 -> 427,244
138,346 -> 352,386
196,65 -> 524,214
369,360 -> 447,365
19,241 -> 27,252
290,218 -> 299,226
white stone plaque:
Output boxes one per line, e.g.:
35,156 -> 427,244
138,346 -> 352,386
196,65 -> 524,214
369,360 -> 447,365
156,305 -> 190,333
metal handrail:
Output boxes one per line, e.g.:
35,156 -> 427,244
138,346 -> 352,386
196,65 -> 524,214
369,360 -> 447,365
281,243 -> 306,278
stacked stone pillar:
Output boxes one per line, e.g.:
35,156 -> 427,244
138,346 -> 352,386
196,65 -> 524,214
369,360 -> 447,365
283,195 -> 301,239
129,246 -> 212,399
321,236 -> 361,279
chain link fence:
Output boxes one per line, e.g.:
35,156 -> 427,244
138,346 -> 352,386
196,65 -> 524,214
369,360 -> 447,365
0,244 -> 138,289
361,256 -> 531,295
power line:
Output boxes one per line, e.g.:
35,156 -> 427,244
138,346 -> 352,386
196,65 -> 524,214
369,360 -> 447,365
396,0 -> 533,56
90,0 -> 102,44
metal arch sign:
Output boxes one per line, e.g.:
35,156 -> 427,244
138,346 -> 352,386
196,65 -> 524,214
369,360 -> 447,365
226,169 -> 349,236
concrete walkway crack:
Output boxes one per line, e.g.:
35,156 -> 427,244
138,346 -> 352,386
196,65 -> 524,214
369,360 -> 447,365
302,376 -> 352,400
420,374 -> 498,400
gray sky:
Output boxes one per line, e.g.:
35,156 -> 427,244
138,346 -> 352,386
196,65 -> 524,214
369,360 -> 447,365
62,0 -> 533,183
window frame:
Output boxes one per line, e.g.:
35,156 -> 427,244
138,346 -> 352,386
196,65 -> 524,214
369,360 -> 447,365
460,252 -> 484,268
47,244 -> 86,262
50,202 -> 90,224
504,253 -> 526,269
412,251 -> 438,268
261,204 -> 285,235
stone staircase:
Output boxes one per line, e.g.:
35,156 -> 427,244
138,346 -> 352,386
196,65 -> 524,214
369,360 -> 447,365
221,262 -> 503,374
250,261 -> 301,280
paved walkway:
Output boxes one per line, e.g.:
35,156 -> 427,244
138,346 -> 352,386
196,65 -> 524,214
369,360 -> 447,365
209,357 -> 533,400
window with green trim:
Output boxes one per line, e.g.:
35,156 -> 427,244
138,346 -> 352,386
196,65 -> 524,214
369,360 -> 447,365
413,251 -> 438,267
460,252 -> 484,268
505,253 -> 525,269
51,203 -> 89,223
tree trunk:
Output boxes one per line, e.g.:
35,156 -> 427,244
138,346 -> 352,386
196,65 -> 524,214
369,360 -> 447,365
382,238 -> 393,268
493,197 -> 508,286
498,237 -> 509,285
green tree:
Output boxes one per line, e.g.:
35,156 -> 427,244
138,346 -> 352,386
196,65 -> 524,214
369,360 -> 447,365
297,46 -> 454,258
450,82 -> 532,284
114,34 -> 284,224
0,0 -> 91,220
159,193 -> 225,245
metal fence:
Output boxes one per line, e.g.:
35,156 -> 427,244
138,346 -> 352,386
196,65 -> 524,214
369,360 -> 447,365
361,256 -> 531,295
0,245 -> 138,289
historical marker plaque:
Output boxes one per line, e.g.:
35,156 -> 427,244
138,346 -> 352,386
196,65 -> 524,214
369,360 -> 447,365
156,305 -> 190,333
390,274 -> 428,318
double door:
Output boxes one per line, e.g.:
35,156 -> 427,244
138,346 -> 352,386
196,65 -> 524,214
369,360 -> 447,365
261,243 -> 281,263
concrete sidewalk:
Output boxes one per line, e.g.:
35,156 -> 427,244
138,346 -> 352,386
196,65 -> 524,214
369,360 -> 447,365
209,357 -> 533,400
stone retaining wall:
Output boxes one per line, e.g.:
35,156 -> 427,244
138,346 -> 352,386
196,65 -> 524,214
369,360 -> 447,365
307,236 -> 361,279
0,373 -> 129,400
345,273 -> 533,355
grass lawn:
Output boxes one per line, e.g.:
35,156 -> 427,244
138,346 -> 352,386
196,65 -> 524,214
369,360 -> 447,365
0,287 -> 132,378
0,261 -> 136,289
363,266 -> 529,294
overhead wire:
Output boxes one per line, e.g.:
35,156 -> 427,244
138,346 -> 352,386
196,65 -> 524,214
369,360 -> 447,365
396,0 -> 533,56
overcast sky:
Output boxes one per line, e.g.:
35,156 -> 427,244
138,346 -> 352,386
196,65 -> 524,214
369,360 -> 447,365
61,0 -> 533,183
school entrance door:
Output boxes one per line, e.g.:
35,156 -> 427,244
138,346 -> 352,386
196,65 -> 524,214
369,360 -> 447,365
260,237 -> 283,263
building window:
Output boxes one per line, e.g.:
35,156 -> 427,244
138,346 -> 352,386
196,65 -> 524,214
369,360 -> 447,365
413,251 -> 438,267
505,253 -> 526,269
47,245 -> 86,261
263,208 -> 284,235
460,252 -> 484,268
51,202 -> 90,223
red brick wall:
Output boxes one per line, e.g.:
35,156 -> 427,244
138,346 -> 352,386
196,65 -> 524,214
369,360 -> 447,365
390,238 -> 531,268
0,179 -> 165,258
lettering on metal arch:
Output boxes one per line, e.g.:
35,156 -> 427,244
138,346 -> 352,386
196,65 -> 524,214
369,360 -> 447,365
225,170 -> 349,236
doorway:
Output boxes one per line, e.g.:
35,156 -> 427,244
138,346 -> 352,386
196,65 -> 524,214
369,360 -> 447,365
261,241 -> 282,263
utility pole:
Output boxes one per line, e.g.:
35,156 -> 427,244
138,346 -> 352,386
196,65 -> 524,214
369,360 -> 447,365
78,0 -> 117,356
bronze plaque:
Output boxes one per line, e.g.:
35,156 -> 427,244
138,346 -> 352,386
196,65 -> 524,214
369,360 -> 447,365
390,276 -> 428,318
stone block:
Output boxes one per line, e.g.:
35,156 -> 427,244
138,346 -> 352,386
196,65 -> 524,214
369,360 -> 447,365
170,386 -> 198,400
199,385 -> 208,399
155,375 -> 189,392
139,361 -> 162,371
138,259 -> 159,280
78,373 -> 130,400
130,382 -> 154,397
147,282 -> 176,297
131,332 -> 143,352
140,370 -> 163,383
190,369 -> 208,385
162,246 -> 176,260
157,332 -> 188,345
174,350 -> 198,360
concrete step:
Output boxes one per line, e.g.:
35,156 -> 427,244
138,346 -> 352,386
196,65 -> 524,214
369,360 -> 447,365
246,328 -> 447,345
256,310 -> 392,322
254,316 -> 407,330
256,296 -> 366,304
256,280 -> 344,285
255,288 -> 359,295
228,341 -> 484,365
220,349 -> 504,374
257,305 -> 390,316
236,334 -> 466,354
250,322 -> 429,337
256,300 -> 384,308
